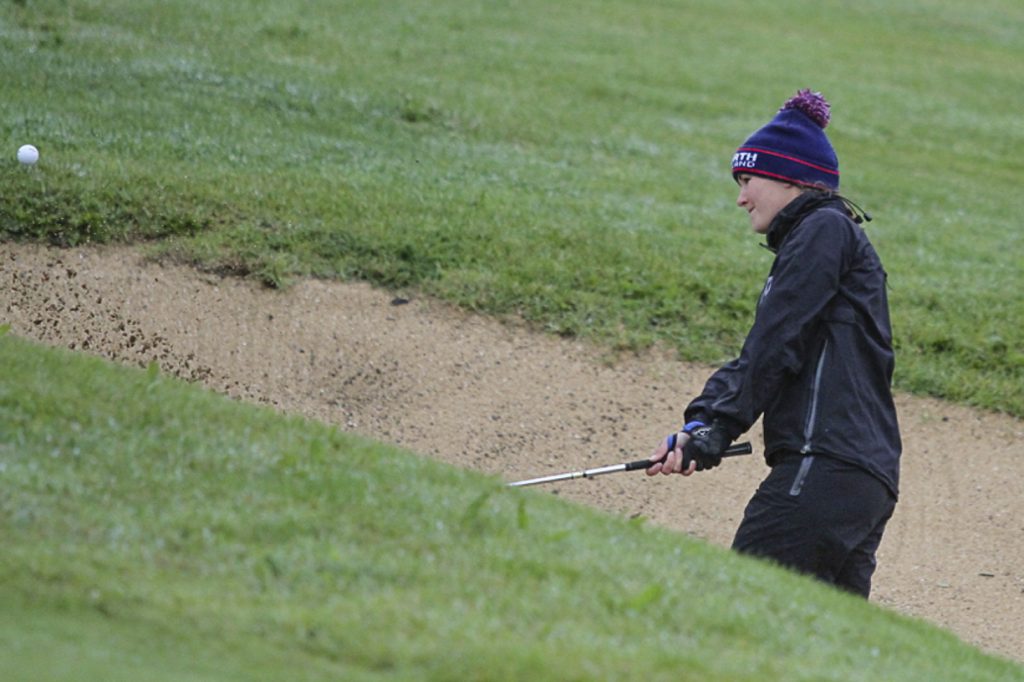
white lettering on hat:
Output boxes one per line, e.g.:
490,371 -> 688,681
733,151 -> 759,168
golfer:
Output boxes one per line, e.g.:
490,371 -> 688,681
647,89 -> 901,598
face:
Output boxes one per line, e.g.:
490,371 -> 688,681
735,174 -> 804,234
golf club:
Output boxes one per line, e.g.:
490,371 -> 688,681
508,441 -> 753,487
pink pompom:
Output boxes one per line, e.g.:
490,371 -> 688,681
781,89 -> 831,129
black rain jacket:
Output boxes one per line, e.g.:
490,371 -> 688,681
685,192 -> 902,497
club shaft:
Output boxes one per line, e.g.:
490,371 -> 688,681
508,441 -> 753,487
508,463 -> 626,487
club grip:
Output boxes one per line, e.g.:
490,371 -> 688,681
623,441 -> 753,471
724,441 -> 754,456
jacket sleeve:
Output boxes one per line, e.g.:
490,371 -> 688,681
685,211 -> 854,439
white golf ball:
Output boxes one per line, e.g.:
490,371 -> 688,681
17,144 -> 39,165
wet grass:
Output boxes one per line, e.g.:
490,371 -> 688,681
2,0 -> 1022,413
2,332 -> 1021,680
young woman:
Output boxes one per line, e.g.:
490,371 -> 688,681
647,90 -> 901,598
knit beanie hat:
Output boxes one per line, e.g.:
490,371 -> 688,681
731,89 -> 839,190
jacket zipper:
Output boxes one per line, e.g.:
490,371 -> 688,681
789,455 -> 814,496
801,339 -> 829,454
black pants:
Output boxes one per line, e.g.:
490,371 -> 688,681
731,453 -> 896,598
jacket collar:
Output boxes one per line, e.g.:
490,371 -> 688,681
764,192 -> 849,253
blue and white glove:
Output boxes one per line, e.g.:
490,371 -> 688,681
682,420 -> 730,471
666,420 -> 728,472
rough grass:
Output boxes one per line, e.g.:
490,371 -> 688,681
2,332 -> 1022,681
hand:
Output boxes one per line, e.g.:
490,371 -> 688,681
682,421 -> 729,471
645,431 -> 698,477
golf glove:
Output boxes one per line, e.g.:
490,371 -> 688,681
682,420 -> 729,471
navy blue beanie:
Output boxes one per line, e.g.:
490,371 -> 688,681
731,89 -> 839,190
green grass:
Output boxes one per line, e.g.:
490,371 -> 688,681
1,0 -> 1021,414
2,332 -> 1022,681
2,4 -> 1022,677
2,5 -> 1021,678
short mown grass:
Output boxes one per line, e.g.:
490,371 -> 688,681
2,332 -> 1022,680
1,0 -> 1022,414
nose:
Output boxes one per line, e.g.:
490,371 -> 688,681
736,187 -> 748,208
